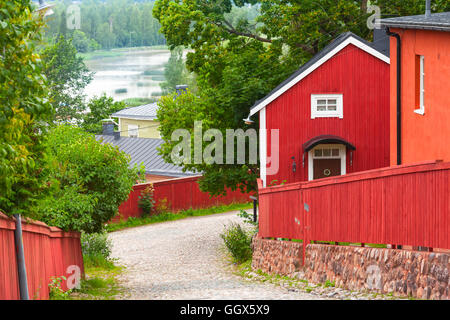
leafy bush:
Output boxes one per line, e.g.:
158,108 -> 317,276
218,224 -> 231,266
220,222 -> 254,264
34,125 -> 139,233
138,184 -> 155,216
0,0 -> 53,217
238,209 -> 258,229
154,198 -> 170,215
48,276 -> 71,300
81,231 -> 115,269
81,231 -> 112,259
81,95 -> 126,134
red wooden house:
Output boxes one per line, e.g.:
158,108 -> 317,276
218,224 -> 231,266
246,32 -> 391,187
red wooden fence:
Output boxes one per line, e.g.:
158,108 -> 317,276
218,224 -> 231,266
115,175 -> 251,221
0,213 -> 84,300
258,160 -> 450,260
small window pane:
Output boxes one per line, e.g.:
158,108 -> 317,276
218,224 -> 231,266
328,99 -> 337,104
323,149 -> 331,157
327,105 -> 337,111
128,125 -> 139,137
317,99 -> 327,105
314,149 -> 322,157
317,105 -> 326,111
332,149 -> 339,156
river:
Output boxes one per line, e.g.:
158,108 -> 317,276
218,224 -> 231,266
83,47 -> 171,101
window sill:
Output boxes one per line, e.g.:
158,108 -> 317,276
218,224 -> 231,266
311,114 -> 344,119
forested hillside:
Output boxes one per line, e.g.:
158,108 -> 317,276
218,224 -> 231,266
43,0 -> 166,51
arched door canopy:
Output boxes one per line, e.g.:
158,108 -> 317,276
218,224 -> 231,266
302,135 -> 356,152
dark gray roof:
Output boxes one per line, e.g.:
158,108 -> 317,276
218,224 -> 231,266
249,32 -> 389,114
111,102 -> 159,120
378,12 -> 450,32
95,135 -> 197,177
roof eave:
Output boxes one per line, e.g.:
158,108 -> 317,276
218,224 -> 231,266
111,115 -> 158,121
380,23 -> 450,32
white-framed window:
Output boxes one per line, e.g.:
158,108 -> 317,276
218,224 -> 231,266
128,124 -> 139,138
313,147 -> 341,158
414,55 -> 425,115
311,94 -> 343,119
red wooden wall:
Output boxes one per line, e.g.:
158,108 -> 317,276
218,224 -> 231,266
258,161 -> 450,252
115,176 -> 251,221
265,44 -> 390,184
0,213 -> 84,300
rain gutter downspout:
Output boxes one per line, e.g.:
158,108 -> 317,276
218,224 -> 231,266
385,27 -> 402,165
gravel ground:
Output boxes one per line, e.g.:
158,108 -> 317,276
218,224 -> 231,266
109,210 -> 330,300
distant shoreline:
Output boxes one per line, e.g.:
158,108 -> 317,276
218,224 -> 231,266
79,45 -> 169,61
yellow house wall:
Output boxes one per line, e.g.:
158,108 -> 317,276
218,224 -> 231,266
119,118 -> 161,139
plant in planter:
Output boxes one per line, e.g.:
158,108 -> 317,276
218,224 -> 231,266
138,184 -> 155,216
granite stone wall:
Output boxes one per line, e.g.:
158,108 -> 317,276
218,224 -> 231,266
252,237 -> 449,300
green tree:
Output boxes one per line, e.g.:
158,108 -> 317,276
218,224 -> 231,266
153,0 -> 450,196
160,46 -> 196,94
72,30 -> 99,53
0,0 -> 54,216
35,125 -> 140,233
41,34 -> 93,123
373,0 -> 450,16
42,0 -> 166,49
82,95 -> 127,134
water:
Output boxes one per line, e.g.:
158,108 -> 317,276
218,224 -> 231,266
84,48 -> 171,101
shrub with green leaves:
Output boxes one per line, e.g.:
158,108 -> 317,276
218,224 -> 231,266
81,231 -> 112,259
0,0 -> 53,217
35,125 -> 140,233
220,222 -> 254,264
138,184 -> 155,216
81,231 -> 115,269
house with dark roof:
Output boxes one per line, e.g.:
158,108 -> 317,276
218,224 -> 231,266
111,86 -> 189,139
112,102 -> 161,139
378,10 -> 450,166
245,32 -> 391,186
96,127 -> 197,182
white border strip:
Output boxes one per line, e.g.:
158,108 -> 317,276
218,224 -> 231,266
259,108 -> 267,187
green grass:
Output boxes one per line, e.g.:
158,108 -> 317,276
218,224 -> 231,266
150,75 -> 165,81
143,70 -> 165,76
122,97 -> 157,107
312,240 -> 387,248
106,202 -> 253,233
64,255 -> 125,300
79,45 -> 169,61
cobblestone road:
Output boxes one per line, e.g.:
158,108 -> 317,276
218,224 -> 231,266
109,211 -> 329,300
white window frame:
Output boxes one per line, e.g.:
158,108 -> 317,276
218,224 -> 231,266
414,55 -> 425,115
308,144 -> 346,181
128,124 -> 139,138
311,94 -> 343,119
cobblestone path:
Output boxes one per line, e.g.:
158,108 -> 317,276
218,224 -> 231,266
109,211 -> 329,300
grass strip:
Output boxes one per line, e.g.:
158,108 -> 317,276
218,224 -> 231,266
106,202 -> 253,233
62,255 -> 125,300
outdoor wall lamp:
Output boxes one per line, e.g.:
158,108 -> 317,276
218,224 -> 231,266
243,115 -> 254,125
350,151 -> 353,167
292,156 -> 296,173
